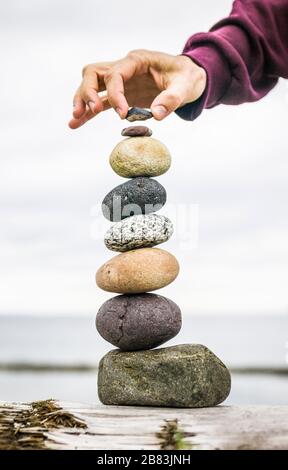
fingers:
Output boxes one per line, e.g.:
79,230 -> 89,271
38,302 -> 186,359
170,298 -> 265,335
150,55 -> 207,121
69,108 -> 95,129
150,71 -> 205,121
69,52 -> 150,128
151,84 -> 184,120
73,94 -> 86,119
69,95 -> 111,129
104,56 -> 139,118
69,69 -> 104,129
70,51 -> 194,129
80,69 -> 104,114
71,65 -> 106,126
69,57 -> 135,128
104,71 -> 128,119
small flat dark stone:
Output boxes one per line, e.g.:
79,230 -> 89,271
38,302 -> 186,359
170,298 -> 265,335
96,293 -> 181,351
121,126 -> 152,137
126,107 -> 153,122
102,177 -> 167,222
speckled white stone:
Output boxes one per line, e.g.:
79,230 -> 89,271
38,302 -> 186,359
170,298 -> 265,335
104,214 -> 173,252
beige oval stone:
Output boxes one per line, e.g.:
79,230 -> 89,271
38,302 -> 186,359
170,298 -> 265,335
109,137 -> 171,178
96,248 -> 179,294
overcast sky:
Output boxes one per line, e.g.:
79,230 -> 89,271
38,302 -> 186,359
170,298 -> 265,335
1,0 -> 288,316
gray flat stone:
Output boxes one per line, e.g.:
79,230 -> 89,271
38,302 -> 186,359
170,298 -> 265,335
98,344 -> 231,408
126,107 -> 153,122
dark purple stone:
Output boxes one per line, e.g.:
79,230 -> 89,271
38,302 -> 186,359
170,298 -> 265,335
96,293 -> 182,351
121,126 -> 152,137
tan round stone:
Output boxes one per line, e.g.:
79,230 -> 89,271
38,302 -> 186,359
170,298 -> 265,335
96,247 -> 179,294
109,137 -> 171,178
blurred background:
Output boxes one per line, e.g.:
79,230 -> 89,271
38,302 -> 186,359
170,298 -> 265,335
1,0 -> 288,405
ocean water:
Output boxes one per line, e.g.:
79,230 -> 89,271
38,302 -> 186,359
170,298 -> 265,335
1,371 -> 288,406
0,314 -> 288,405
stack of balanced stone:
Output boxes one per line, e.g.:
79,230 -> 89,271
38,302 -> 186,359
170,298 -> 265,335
96,108 -> 231,408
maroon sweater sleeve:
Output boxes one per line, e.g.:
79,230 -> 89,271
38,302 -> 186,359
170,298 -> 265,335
175,0 -> 288,121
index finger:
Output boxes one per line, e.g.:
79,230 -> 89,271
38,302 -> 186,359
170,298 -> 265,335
79,69 -> 105,114
104,57 -> 139,118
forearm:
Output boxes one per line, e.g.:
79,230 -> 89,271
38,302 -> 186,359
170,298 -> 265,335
176,0 -> 288,121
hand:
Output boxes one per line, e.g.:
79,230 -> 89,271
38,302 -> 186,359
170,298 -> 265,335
68,49 -> 207,129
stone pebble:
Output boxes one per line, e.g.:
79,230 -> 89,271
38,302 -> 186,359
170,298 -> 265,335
109,137 -> 171,178
96,247 -> 179,294
125,107 -> 153,122
98,344 -> 231,407
104,214 -> 173,252
96,293 -> 181,351
121,126 -> 152,137
102,177 -> 166,222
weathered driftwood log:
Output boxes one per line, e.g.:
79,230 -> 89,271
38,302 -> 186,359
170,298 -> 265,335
1,400 -> 288,450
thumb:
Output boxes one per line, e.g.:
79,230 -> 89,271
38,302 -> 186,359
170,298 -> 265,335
151,84 -> 185,120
